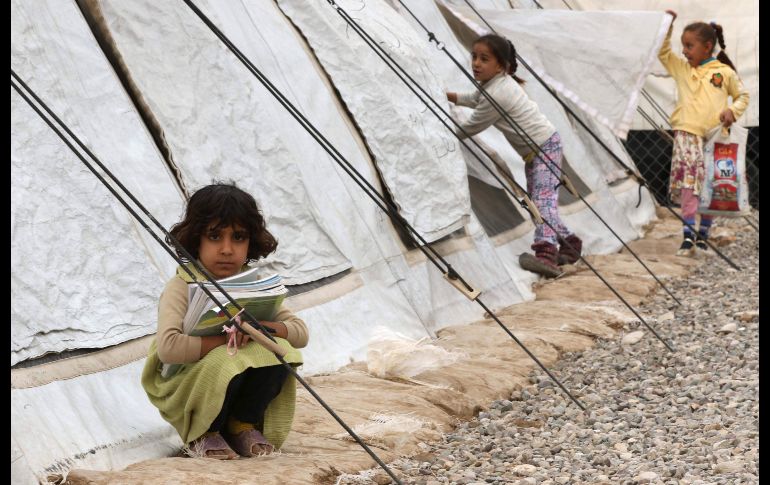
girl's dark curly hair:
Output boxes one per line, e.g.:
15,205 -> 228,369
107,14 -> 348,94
167,182 -> 277,263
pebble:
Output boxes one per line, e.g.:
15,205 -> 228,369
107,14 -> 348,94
337,217 -> 758,485
713,460 -> 745,473
511,464 -> 537,476
718,322 -> 738,333
621,330 -> 645,345
734,310 -> 758,322
635,471 -> 659,482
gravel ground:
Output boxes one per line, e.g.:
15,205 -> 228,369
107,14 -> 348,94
339,215 -> 759,485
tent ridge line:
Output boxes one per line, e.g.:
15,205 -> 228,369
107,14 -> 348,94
74,0 -> 190,199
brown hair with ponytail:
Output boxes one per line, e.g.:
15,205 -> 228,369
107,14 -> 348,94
473,34 -> 526,84
683,21 -> 736,71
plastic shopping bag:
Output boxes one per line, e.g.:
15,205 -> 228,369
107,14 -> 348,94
698,124 -> 751,217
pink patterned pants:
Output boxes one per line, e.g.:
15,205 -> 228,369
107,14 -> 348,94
525,132 -> 573,245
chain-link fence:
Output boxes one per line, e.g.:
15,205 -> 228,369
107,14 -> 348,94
623,126 -> 759,210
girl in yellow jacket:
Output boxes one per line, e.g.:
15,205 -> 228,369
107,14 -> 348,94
659,10 -> 749,256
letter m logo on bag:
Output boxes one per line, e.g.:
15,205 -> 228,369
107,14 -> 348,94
699,124 -> 749,217
709,142 -> 740,211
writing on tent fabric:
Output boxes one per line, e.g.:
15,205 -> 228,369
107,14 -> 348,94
279,0 -> 472,242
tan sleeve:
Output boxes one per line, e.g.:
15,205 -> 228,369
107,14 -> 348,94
156,277 -> 203,364
454,91 -> 503,140
456,90 -> 480,108
727,72 -> 750,120
274,305 -> 309,349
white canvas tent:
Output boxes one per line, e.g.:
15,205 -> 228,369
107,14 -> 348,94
11,0 -> 677,482
535,0 -> 760,130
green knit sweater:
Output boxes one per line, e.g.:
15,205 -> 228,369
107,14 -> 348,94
141,264 -> 305,446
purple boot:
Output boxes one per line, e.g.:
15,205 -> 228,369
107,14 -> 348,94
519,241 -> 562,278
557,234 -> 583,266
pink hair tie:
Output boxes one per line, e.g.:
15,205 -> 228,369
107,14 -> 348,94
222,309 -> 246,356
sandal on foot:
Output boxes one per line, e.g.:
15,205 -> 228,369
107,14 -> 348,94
227,428 -> 274,457
186,432 -> 239,460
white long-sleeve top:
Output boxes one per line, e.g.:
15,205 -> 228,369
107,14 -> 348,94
455,72 -> 556,158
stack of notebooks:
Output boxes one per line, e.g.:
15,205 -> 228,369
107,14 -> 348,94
160,267 -> 287,378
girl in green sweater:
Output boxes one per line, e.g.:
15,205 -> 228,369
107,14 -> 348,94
142,182 -> 308,459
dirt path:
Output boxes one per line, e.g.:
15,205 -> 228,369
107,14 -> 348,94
63,209 -> 716,485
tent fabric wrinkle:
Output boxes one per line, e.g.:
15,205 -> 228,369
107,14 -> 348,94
10,0 -> 668,482
11,0 -> 184,365
439,1 -> 672,139
97,0 -> 354,286
278,0 -> 473,243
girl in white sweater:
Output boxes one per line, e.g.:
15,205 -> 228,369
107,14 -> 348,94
447,34 -> 581,277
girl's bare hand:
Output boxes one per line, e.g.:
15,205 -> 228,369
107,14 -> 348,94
236,330 -> 250,347
665,9 -> 677,21
719,109 -> 736,127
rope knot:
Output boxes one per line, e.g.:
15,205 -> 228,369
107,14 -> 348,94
222,323 -> 238,356
427,32 -> 444,49
222,308 -> 246,356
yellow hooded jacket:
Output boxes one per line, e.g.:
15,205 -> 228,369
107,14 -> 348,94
658,26 -> 749,137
